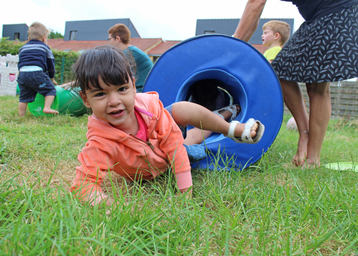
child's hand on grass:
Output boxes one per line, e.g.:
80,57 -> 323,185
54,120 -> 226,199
170,186 -> 192,200
180,187 -> 192,199
88,192 -> 112,215
88,192 -> 134,215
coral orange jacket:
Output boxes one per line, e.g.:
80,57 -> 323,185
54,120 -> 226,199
70,92 -> 191,196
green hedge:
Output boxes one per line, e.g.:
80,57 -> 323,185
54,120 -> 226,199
52,49 -> 80,84
0,38 -> 24,55
0,38 -> 80,84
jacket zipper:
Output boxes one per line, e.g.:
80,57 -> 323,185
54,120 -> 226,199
130,114 -> 169,164
129,134 -> 169,164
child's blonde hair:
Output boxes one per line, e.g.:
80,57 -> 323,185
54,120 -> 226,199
263,20 -> 290,45
28,22 -> 49,40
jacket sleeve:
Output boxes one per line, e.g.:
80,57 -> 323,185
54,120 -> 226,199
46,46 -> 56,79
154,100 -> 192,178
70,139 -> 117,198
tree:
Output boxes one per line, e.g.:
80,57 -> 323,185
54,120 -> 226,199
48,30 -> 64,39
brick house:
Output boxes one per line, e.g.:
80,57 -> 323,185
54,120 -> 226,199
2,18 -> 294,59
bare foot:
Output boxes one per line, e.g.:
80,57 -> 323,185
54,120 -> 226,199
292,131 -> 309,167
43,108 -> 59,115
300,160 -> 320,170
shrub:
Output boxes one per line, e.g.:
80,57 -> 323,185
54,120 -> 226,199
0,38 -> 25,55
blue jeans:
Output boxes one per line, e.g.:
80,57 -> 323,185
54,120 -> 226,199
17,71 -> 56,103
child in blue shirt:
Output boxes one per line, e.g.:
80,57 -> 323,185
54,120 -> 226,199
17,22 -> 58,116
107,23 -> 153,93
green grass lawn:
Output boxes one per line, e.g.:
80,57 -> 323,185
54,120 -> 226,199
1,95 -> 358,255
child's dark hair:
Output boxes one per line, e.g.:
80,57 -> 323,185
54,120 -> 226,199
72,45 -> 134,92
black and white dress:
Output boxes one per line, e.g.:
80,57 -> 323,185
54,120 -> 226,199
271,0 -> 358,83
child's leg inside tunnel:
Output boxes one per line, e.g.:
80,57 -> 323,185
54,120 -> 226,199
183,104 -> 241,145
172,102 -> 260,144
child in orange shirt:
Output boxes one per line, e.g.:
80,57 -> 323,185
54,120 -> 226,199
70,45 -> 265,207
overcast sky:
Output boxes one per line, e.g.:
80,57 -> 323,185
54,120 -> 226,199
0,0 -> 304,41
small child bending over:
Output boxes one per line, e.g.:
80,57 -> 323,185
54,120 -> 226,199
17,22 -> 59,116
70,45 -> 265,207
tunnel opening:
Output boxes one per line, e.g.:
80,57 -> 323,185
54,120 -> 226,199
175,69 -> 248,144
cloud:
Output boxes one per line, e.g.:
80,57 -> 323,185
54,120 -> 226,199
1,0 -> 304,41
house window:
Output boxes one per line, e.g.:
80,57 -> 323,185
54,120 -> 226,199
69,31 -> 77,40
14,33 -> 20,40
204,30 -> 215,34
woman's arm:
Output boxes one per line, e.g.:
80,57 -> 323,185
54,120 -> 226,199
233,0 -> 267,42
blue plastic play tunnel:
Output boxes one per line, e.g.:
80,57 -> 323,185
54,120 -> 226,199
143,35 -> 283,170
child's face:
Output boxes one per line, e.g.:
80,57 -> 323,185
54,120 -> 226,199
80,76 -> 137,131
261,28 -> 276,47
108,33 -> 122,48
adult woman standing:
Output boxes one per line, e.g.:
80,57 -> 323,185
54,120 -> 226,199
233,0 -> 358,168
